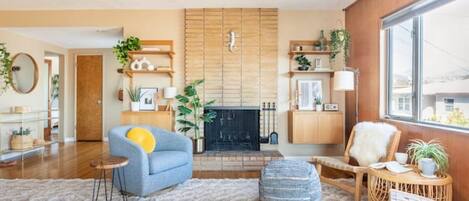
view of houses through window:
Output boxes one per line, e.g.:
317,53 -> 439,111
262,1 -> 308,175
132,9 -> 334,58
387,0 -> 469,129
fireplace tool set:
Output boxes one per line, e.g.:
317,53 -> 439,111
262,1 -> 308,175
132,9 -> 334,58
261,102 -> 278,144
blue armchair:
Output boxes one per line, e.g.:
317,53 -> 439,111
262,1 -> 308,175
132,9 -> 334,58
108,125 -> 193,197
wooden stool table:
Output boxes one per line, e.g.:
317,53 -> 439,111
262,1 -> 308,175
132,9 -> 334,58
368,167 -> 452,201
90,156 -> 129,201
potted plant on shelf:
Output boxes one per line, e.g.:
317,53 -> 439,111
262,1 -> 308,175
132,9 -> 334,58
313,41 -> 321,51
315,97 -> 323,112
330,29 -> 351,64
295,54 -> 312,71
113,36 -> 141,71
10,127 -> 33,150
407,139 -> 449,177
127,86 -> 144,112
176,79 -> 216,154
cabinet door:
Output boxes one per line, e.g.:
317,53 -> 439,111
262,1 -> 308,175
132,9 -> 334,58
317,113 -> 343,144
291,112 -> 318,144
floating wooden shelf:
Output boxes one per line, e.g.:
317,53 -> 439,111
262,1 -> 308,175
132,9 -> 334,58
289,69 -> 334,76
128,50 -> 175,59
288,50 -> 332,58
123,68 -> 174,78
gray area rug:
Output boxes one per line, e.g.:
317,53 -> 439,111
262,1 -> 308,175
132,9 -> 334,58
0,178 -> 366,201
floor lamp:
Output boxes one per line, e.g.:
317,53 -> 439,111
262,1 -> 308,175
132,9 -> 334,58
334,67 -> 360,124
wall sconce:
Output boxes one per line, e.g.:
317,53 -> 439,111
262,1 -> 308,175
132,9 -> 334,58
228,30 -> 236,52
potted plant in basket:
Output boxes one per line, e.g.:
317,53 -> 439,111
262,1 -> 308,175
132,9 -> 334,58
295,54 -> 312,71
407,139 -> 449,177
10,127 -> 33,150
127,86 -> 144,112
176,79 -> 216,154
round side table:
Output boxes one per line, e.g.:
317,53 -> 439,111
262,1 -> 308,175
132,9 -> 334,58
368,167 -> 452,201
90,156 -> 129,201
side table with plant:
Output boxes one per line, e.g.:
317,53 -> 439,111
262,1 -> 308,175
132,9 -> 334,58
295,54 -> 312,71
175,79 -> 216,154
407,139 -> 449,177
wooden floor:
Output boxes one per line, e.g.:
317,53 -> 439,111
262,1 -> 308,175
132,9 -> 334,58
0,142 -> 260,179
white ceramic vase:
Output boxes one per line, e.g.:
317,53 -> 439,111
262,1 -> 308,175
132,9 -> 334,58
130,102 -> 140,112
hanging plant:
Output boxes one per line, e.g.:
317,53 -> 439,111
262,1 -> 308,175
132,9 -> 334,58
112,36 -> 141,68
330,29 -> 351,64
0,43 -> 12,94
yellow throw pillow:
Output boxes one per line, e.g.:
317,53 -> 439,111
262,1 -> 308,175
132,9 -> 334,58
126,127 -> 156,154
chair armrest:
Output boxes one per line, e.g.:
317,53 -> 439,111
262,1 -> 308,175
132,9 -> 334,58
151,128 -> 192,155
108,127 -> 150,179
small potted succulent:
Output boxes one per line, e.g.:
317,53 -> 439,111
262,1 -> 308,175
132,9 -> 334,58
127,86 -> 144,112
295,54 -> 312,71
315,97 -> 323,112
407,139 -> 449,177
313,41 -> 321,51
10,127 -> 33,150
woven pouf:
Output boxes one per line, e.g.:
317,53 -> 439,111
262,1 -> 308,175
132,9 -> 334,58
259,160 -> 321,201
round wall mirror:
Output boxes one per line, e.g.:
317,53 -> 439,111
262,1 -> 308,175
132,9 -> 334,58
9,53 -> 38,94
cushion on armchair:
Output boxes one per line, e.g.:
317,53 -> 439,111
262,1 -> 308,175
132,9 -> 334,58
127,127 -> 156,153
149,151 -> 190,174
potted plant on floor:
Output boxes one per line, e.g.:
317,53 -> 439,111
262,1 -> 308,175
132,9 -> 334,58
407,139 -> 449,177
10,127 -> 33,150
176,79 -> 216,154
127,86 -> 144,112
295,54 -> 312,71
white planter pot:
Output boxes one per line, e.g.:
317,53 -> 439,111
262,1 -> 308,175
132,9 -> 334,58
316,104 -> 323,112
130,102 -> 140,112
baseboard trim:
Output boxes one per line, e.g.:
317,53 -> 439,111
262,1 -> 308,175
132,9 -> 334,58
283,156 -> 313,162
63,137 -> 76,143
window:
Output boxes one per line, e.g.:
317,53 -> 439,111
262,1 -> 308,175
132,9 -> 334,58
384,0 -> 469,129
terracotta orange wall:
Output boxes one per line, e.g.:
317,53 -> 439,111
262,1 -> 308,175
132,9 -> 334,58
345,0 -> 469,200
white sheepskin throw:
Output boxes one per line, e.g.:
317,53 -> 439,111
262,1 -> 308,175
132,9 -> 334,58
349,122 -> 397,166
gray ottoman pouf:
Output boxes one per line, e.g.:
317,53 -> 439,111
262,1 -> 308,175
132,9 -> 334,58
259,160 -> 321,201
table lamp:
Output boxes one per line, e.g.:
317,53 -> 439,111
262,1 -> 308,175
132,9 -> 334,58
164,87 -> 177,111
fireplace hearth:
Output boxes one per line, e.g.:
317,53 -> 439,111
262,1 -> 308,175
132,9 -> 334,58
204,107 -> 260,151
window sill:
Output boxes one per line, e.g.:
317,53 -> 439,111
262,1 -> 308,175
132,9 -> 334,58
383,118 -> 469,135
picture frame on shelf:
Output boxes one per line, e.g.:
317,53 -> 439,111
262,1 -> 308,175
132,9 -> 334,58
324,103 -> 339,111
297,80 -> 323,110
139,88 -> 158,111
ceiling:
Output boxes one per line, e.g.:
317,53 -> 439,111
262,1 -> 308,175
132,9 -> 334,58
0,0 -> 356,10
0,27 -> 123,49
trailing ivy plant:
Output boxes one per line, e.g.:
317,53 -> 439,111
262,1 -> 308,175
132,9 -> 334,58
0,43 -> 12,94
113,36 -> 141,67
330,29 -> 351,64
176,79 -> 216,139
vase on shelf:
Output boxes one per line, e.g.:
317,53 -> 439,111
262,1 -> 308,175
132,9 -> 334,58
298,65 -> 310,71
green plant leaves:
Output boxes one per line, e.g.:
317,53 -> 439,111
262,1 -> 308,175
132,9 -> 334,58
330,29 -> 351,64
113,36 -> 141,67
184,85 -> 197,97
295,54 -> 311,66
177,105 -> 192,115
175,94 -> 189,103
406,139 -> 449,173
126,87 -> 144,102
0,43 -> 12,93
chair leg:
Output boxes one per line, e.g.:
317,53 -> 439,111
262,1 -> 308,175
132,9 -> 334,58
354,172 -> 364,201
315,163 -> 322,176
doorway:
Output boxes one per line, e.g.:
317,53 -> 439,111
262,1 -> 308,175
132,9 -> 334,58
76,55 -> 103,141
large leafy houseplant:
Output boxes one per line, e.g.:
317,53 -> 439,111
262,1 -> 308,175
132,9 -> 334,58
113,36 -> 141,68
0,43 -> 12,94
407,139 -> 449,173
330,29 -> 351,64
176,80 -> 216,140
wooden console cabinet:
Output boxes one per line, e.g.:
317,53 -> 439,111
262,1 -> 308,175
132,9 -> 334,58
121,110 -> 174,131
288,111 -> 343,144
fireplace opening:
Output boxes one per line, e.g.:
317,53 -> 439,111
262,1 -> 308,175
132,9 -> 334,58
204,107 -> 260,151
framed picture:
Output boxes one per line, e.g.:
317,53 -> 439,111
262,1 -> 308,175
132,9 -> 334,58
324,103 -> 339,111
140,88 -> 158,111
297,80 -> 323,110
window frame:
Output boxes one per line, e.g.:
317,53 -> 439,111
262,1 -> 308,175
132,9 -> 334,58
385,16 -> 469,131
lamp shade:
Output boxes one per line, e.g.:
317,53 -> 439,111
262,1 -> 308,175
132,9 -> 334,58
163,87 -> 177,99
334,70 -> 355,91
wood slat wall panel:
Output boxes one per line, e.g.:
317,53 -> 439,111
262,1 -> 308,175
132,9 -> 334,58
185,8 -> 277,112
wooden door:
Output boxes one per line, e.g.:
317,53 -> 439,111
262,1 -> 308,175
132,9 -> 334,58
76,55 -> 103,141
